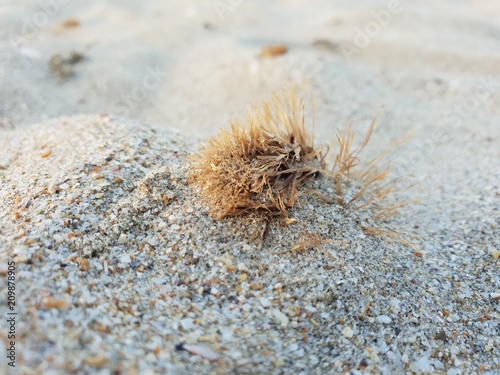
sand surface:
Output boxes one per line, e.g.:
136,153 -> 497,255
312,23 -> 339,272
0,1 -> 499,374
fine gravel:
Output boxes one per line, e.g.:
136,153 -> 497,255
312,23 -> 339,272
0,115 -> 498,374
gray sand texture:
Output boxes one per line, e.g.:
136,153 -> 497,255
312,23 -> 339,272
0,1 -> 499,374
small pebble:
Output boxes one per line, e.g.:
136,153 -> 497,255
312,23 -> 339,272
84,354 -> 109,367
342,326 -> 354,338
272,309 -> 289,326
259,297 -> 271,308
53,234 -> 64,243
273,358 -> 285,367
237,263 -> 249,272
76,257 -> 90,271
180,318 -> 193,330
410,356 -> 432,373
377,315 -> 392,324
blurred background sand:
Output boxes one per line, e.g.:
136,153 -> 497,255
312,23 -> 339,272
0,0 -> 499,138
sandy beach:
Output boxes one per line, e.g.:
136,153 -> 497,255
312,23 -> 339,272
0,1 -> 499,374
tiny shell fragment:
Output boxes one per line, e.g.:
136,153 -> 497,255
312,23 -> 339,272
182,344 -> 221,361
76,257 -> 90,271
41,150 -> 52,158
43,297 -> 69,309
61,18 -> 80,28
84,354 -> 108,367
260,44 -> 288,58
312,39 -> 338,51
249,282 -> 263,290
492,250 -> 500,260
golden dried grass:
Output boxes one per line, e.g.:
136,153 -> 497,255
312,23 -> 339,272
328,111 -> 417,222
189,90 -> 411,227
189,91 -> 326,219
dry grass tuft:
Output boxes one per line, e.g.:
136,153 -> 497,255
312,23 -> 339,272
329,115 -> 415,221
361,225 -> 417,247
289,232 -> 323,252
189,90 -> 413,238
189,91 -> 326,219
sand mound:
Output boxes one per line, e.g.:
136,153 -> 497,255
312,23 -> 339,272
0,116 -> 498,374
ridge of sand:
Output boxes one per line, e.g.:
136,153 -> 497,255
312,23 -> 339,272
0,115 -> 498,374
